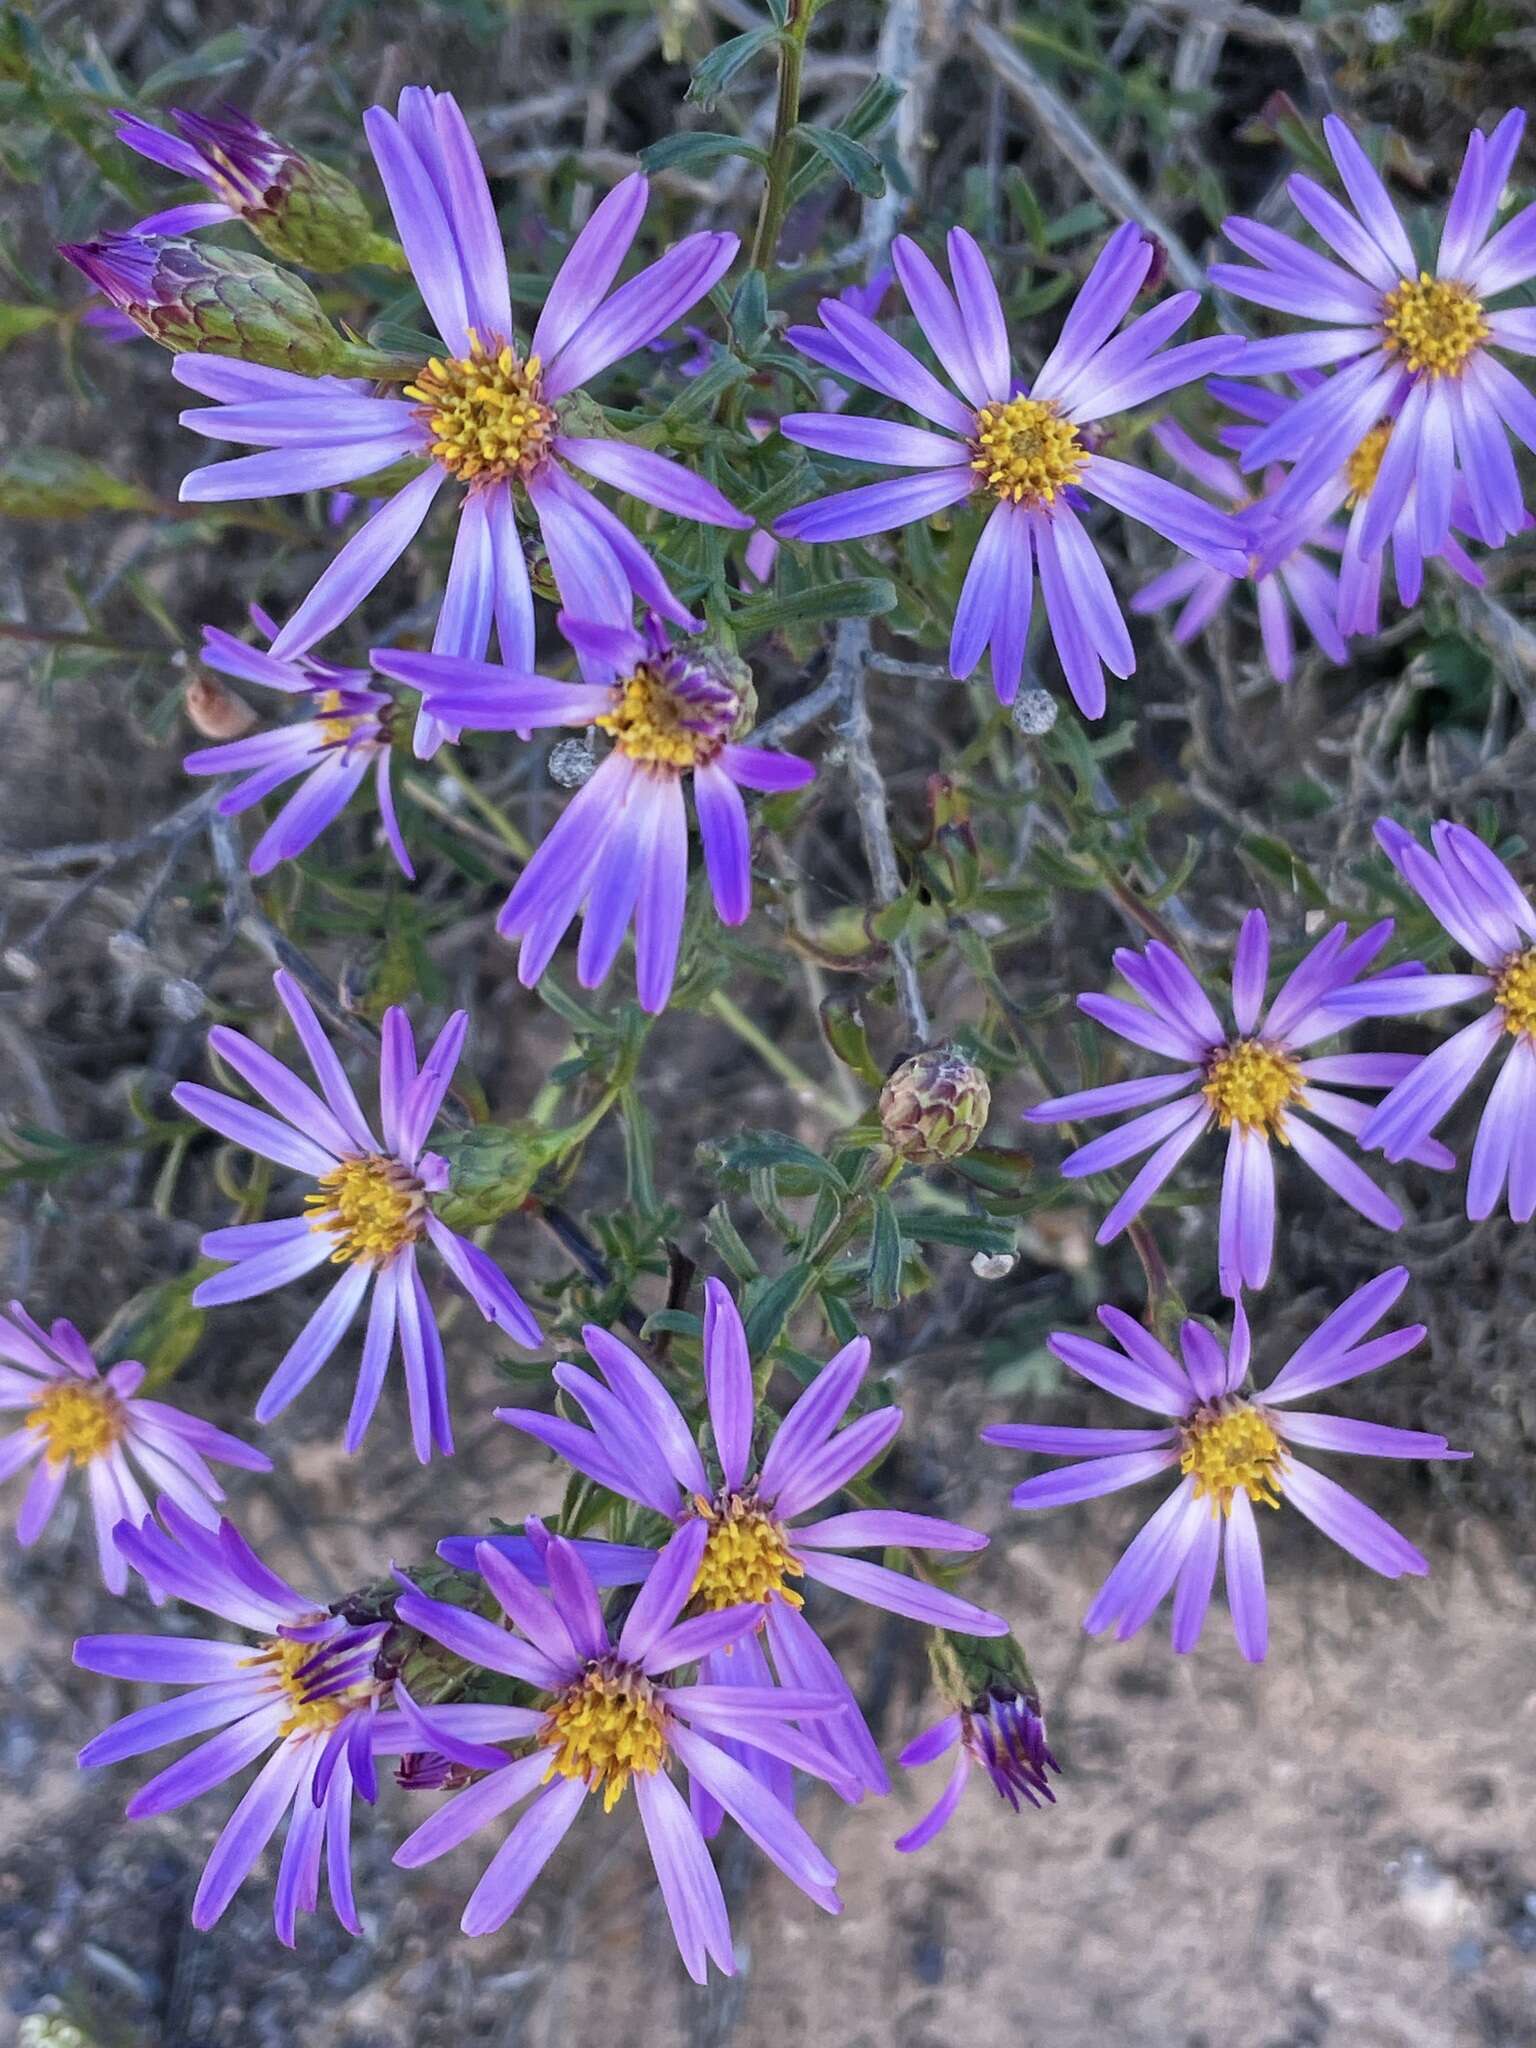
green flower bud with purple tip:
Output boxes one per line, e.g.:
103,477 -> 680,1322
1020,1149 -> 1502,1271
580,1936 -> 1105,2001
879,1046 -> 991,1163
113,105 -> 405,272
59,232 -> 356,374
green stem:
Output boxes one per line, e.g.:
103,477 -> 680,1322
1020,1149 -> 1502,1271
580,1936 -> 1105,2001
747,0 -> 815,273
706,990 -> 846,1122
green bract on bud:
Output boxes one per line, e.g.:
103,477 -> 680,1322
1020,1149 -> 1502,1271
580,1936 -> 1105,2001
60,233 -> 353,374
428,1122 -> 553,1231
251,153 -> 396,271
878,1048 -> 991,1164
929,1627 -> 1038,1706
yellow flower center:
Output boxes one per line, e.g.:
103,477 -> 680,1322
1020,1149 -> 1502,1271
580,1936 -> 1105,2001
1179,1401 -> 1284,1514
1381,274 -> 1488,378
970,395 -> 1087,506
594,662 -> 740,771
540,1660 -> 668,1812
313,686 -> 370,749
244,1634 -> 375,1739
1202,1039 -> 1304,1138
305,1154 -> 426,1264
27,1378 -> 125,1467
1494,947 -> 1536,1037
406,331 -> 556,484
1345,421 -> 1392,504
689,1493 -> 804,1610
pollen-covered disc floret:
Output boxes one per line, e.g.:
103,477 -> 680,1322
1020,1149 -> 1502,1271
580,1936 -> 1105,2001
970,395 -> 1087,506
1345,420 -> 1393,504
1493,947 -> 1536,1037
1202,1039 -> 1304,1137
595,655 -> 743,771
1178,1400 -> 1284,1513
28,1378 -> 126,1467
690,1491 -> 804,1609
246,1631 -> 381,1738
306,1154 -> 428,1264
540,1657 -> 668,1812
1381,274 -> 1488,378
406,332 -> 557,484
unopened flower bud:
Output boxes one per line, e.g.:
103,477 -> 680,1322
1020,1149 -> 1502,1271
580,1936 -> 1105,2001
185,672 -> 257,741
113,106 -> 404,273
59,234 -> 352,374
879,1048 -> 991,1164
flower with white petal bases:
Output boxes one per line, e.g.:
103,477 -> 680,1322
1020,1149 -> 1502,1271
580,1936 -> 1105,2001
392,1519 -> 854,1981
161,89 -> 747,752
1,1309 -> 268,1594
376,612 -> 814,1014
1211,110 -> 1536,560
185,612 -> 412,878
460,1278 -> 1006,1808
776,223 -> 1245,713
1328,817 -> 1536,1220
984,1272 -> 1466,1661
1025,910 -> 1455,1298
173,970 -> 539,1460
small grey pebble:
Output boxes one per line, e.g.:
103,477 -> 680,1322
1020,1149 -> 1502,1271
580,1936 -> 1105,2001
549,736 -> 597,788
1013,687 -> 1058,736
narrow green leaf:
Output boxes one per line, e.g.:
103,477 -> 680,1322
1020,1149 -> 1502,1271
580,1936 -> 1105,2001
687,27 -> 779,106
732,577 -> 896,634
866,1192 -> 903,1309
640,132 -> 769,175
789,123 -> 884,199
743,1263 -> 814,1355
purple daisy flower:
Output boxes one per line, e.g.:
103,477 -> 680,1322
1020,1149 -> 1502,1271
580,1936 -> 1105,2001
775,223 -> 1246,713
983,1270 -> 1467,1661
392,1518 -> 852,1979
184,612 -> 411,878
476,1277 -> 1006,1807
1024,912 -> 1454,1297
0,1306 -> 268,1595
112,105 -> 301,238
74,1500 -> 514,1941
1129,416 -> 1348,683
894,1686 -> 1058,1852
172,969 -> 539,1459
1208,378 -> 1492,638
377,611 -> 815,1013
171,90 -> 746,744
1211,110 -> 1536,559
1327,818 -> 1536,1220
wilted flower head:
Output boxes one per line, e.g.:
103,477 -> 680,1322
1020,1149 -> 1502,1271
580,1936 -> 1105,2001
59,232 -> 349,374
985,1271 -> 1466,1660
392,1519 -> 853,1979
1025,910 -> 1453,1297
1211,110 -> 1536,560
168,90 -> 748,741
113,104 -> 393,270
172,970 -> 539,1459
879,1047 -> 991,1163
0,1305 -> 268,1594
777,223 -> 1244,713
184,611 -> 411,878
377,612 -> 814,1013
896,1687 -> 1058,1850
